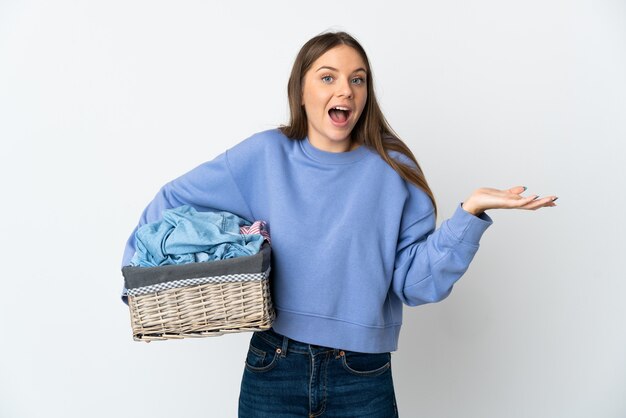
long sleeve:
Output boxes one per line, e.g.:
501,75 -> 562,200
121,151 -> 254,273
391,197 -> 493,307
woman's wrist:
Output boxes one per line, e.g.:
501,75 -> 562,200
461,201 -> 483,216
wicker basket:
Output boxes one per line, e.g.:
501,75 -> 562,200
122,243 -> 274,342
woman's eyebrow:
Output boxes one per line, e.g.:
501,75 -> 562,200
315,65 -> 367,74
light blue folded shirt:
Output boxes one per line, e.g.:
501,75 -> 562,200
130,205 -> 264,267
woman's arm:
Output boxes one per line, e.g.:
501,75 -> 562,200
121,152 -> 254,267
392,185 -> 556,307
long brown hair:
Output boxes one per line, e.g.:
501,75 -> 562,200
279,31 -> 437,216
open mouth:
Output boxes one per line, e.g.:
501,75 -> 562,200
328,106 -> 352,124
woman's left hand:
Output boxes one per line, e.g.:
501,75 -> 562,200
461,186 -> 557,216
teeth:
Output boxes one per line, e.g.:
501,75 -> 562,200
333,106 -> 350,111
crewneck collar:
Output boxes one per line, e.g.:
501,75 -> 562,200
299,136 -> 369,164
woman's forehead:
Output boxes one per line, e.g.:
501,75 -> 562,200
310,45 -> 367,73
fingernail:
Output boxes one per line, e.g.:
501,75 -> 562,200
552,197 -> 558,202
522,186 -> 527,191
533,195 -> 540,200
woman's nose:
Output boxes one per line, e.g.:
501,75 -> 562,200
336,78 -> 353,98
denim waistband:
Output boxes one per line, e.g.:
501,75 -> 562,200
254,327 -> 342,356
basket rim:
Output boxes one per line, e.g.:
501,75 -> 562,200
123,243 -> 271,289
126,267 -> 271,297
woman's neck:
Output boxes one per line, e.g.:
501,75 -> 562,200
308,135 -> 359,153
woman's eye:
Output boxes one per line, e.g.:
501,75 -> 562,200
322,75 -> 333,83
352,77 -> 364,85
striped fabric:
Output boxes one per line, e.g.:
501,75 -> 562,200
240,220 -> 271,244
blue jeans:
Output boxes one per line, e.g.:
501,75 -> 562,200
238,328 -> 399,417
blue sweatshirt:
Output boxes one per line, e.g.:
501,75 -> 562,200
122,129 -> 493,353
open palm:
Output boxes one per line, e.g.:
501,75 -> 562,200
462,186 -> 557,216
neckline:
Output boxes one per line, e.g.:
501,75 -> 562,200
299,136 -> 369,165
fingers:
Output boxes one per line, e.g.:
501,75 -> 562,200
506,186 -> 558,210
519,196 -> 558,210
508,194 -> 540,208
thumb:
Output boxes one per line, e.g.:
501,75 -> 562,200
508,185 -> 527,195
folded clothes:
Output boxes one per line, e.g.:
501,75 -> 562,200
130,205 -> 268,267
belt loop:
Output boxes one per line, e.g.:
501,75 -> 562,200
280,335 -> 289,358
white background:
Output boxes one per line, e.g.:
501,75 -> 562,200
1,1 -> 625,417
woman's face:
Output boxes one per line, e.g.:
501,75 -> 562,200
301,45 -> 368,152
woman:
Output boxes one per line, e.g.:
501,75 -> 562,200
121,31 -> 556,417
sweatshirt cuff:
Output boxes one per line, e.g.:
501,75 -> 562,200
446,203 -> 493,244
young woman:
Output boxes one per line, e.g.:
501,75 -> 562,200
122,31 -> 557,417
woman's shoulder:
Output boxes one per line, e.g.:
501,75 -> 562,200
386,149 -> 420,171
371,148 -> 432,207
225,128 -> 294,169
